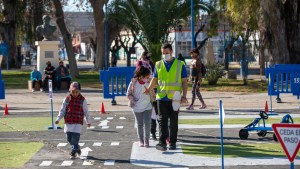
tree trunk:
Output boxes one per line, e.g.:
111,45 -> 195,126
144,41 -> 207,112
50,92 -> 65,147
260,0 -> 300,64
90,0 -> 107,70
53,0 -> 79,77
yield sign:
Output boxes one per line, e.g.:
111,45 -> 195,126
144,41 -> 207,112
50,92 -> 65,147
272,123 -> 300,162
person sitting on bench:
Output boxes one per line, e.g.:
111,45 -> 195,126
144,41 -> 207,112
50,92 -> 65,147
55,61 -> 71,90
43,61 -> 56,91
30,66 -> 43,92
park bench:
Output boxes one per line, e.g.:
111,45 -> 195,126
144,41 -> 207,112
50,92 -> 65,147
100,67 -> 135,105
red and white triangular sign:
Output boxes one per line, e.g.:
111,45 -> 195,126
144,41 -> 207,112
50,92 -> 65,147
272,123 -> 300,162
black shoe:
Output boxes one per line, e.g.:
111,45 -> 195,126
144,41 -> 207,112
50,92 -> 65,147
69,151 -> 76,159
77,149 -> 81,156
152,134 -> 157,141
169,143 -> 176,150
156,143 -> 167,151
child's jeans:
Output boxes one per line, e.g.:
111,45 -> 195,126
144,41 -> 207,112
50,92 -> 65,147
66,132 -> 81,152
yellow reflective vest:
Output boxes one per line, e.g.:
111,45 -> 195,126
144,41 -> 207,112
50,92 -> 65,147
156,58 -> 183,99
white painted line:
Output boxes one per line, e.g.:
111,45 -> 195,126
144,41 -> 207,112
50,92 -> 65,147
39,161 -> 52,166
79,143 -> 85,146
61,161 -> 73,166
57,143 -> 67,147
83,160 -> 93,166
107,117 -> 114,120
99,122 -> 108,126
119,117 -> 126,120
116,126 -> 124,129
93,142 -> 102,146
94,117 -> 101,120
104,160 -> 115,165
153,168 -> 189,169
111,142 -> 119,146
88,126 -> 95,129
102,126 -> 109,129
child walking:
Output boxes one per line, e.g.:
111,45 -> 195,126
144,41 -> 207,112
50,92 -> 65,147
55,82 -> 91,159
127,66 -> 153,147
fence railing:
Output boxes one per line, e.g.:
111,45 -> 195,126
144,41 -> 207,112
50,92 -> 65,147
100,67 -> 135,105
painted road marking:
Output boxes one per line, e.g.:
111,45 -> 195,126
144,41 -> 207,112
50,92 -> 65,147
153,168 -> 189,169
116,126 -> 124,129
107,117 -> 114,120
57,143 -> 67,147
83,160 -> 93,166
61,161 -> 73,166
39,161 -> 52,166
102,126 -> 109,129
94,117 -> 101,120
119,117 -> 126,120
104,160 -> 115,165
88,126 -> 95,129
111,142 -> 119,146
79,143 -> 85,146
93,142 -> 102,146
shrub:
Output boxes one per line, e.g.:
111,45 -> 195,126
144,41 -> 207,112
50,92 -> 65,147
205,63 -> 225,85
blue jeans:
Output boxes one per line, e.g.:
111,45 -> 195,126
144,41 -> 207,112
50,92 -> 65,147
56,76 -> 71,90
66,132 -> 80,152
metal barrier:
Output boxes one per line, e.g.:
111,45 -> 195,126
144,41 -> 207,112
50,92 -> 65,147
265,64 -> 300,102
100,67 -> 135,105
0,69 -> 5,99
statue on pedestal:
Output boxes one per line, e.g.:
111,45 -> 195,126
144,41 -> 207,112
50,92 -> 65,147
36,15 -> 57,41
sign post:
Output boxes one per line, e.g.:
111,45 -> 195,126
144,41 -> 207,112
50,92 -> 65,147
47,80 -> 61,130
272,123 -> 300,169
219,100 -> 225,169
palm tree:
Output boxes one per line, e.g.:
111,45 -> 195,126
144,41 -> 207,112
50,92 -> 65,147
110,0 -> 212,62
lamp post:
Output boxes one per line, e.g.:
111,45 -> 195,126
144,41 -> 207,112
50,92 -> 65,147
191,0 -> 195,48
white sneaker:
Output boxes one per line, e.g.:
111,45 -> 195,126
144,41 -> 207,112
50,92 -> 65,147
40,88 -> 43,92
31,89 -> 35,92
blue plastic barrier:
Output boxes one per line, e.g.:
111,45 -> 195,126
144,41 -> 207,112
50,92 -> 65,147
265,64 -> 300,102
100,67 -> 135,105
0,69 -> 5,99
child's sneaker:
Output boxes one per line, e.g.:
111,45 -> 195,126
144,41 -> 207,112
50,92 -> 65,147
152,134 -> 157,141
69,151 -> 76,159
186,105 -> 194,110
77,149 -> 81,156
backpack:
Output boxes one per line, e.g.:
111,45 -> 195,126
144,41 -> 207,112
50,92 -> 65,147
200,63 -> 206,77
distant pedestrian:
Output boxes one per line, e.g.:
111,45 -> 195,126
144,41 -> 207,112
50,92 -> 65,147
177,53 -> 186,65
186,48 -> 207,110
30,66 -> 43,92
127,66 -> 153,148
55,82 -> 91,159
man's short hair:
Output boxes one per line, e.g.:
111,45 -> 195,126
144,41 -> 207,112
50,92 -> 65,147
59,61 -> 64,64
162,43 -> 172,51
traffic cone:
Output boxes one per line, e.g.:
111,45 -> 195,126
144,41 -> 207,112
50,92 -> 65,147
100,102 -> 106,114
3,103 -> 9,115
264,101 -> 269,113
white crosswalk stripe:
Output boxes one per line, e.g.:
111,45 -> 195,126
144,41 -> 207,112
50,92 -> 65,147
110,142 -> 119,146
82,160 -> 94,166
93,142 -> 102,146
107,117 -> 114,120
39,161 -> 52,166
57,143 -> 67,147
102,126 -> 109,129
61,161 -> 73,166
119,117 -> 126,119
116,126 -> 124,129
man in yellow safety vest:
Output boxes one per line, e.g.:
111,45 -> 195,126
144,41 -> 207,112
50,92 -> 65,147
145,43 -> 188,151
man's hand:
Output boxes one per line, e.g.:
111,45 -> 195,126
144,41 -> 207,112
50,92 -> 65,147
181,96 -> 188,104
55,121 -> 59,124
87,124 -> 91,128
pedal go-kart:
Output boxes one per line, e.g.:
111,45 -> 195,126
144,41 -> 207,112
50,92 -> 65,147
239,111 -> 293,141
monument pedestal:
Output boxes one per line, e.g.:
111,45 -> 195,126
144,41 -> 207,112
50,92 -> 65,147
35,41 -> 60,72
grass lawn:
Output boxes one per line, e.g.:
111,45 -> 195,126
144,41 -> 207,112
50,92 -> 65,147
181,143 -> 300,157
179,117 -> 300,125
2,70 -> 267,92
0,117 -> 64,132
2,70 -> 101,89
0,142 -> 44,168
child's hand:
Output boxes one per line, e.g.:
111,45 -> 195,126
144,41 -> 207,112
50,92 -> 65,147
55,121 -> 59,124
143,86 -> 150,94
87,124 -> 91,128
129,101 -> 136,107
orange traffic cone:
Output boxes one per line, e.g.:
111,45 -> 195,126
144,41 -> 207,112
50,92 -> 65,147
3,103 -> 9,115
100,102 -> 106,114
264,101 -> 269,113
